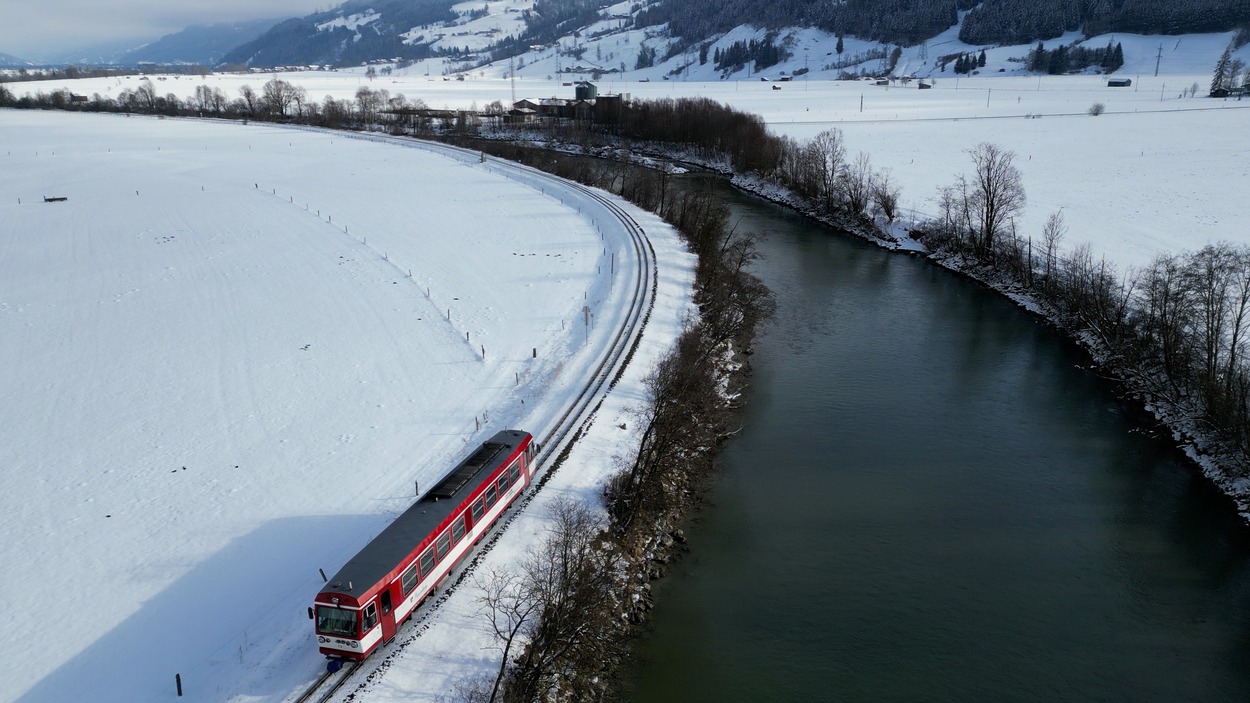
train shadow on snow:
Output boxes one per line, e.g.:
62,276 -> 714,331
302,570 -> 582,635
17,513 -> 388,703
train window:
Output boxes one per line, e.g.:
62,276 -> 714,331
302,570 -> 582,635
436,533 -> 451,560
485,485 -> 498,508
509,463 -> 521,485
471,498 -> 484,523
497,474 -> 509,493
452,517 -> 466,543
362,603 -> 378,631
401,563 -> 419,595
316,606 -> 357,637
419,548 -> 435,578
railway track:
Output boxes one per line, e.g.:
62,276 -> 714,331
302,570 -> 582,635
293,662 -> 360,703
285,131 -> 657,703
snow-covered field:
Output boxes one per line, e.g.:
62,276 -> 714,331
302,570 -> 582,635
13,28 -> 1249,270
4,22 -> 1250,703
0,110 -> 695,702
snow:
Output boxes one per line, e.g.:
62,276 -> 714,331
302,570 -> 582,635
0,110 -> 695,703
4,20 -> 1250,703
317,13 -> 383,34
411,0 -> 530,54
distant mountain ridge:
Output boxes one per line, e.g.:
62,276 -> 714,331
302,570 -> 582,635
214,0 -> 1250,69
118,18 -> 284,65
18,0 -> 1250,69
0,51 -> 33,67
220,0 -> 460,67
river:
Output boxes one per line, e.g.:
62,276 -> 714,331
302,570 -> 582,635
626,182 -> 1250,702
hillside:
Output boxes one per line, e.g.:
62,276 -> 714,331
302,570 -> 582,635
116,18 -> 283,66
220,0 -> 461,67
0,51 -> 32,68
206,0 -> 1250,68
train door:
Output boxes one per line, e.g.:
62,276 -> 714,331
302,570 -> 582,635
379,588 -> 397,644
526,440 -> 539,479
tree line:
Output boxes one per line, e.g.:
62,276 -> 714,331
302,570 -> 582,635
466,93 -> 1250,500
919,144 -> 1250,459
613,0 -> 1246,57
1027,39 -> 1125,74
959,0 -> 1250,45
0,77 -> 444,133
713,35 -> 789,73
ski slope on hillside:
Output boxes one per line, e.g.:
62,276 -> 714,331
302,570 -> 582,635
0,110 -> 695,703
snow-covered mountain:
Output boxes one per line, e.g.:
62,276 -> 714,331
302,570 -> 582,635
212,0 -> 1250,69
219,0 -> 464,67
116,18 -> 285,66
0,51 -> 35,67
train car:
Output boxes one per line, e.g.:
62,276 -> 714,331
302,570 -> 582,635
310,429 -> 537,665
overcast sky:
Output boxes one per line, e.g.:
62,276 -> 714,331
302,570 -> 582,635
1,1 -> 335,60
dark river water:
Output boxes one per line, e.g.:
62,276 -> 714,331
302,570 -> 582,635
625,183 -> 1250,702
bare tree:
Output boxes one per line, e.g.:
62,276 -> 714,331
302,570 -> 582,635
262,78 -> 300,118
134,78 -> 158,112
475,567 -> 541,703
870,167 -> 901,222
1186,245 -> 1238,404
355,86 -> 387,126
836,151 -> 876,215
507,498 -> 620,703
1041,210 -> 1067,297
805,128 -> 846,211
238,84 -> 260,116
966,142 -> 1026,261
207,87 -> 228,114
290,84 -> 309,118
192,84 -> 214,113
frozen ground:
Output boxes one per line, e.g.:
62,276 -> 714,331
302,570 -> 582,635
0,110 -> 695,703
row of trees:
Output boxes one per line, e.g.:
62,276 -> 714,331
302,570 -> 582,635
712,35 -> 789,73
0,78 -> 444,133
950,50 -> 988,75
621,0 -> 1245,56
960,0 -> 1250,45
465,499 -> 625,703
1028,40 -> 1125,74
921,145 -> 1250,456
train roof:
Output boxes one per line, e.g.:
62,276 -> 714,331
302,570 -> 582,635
317,429 -> 529,602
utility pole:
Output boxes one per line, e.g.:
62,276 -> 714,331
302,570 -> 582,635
1154,44 -> 1162,77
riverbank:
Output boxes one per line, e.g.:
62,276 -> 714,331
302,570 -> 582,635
719,164 -> 1250,529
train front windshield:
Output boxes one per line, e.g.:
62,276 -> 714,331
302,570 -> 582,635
316,606 -> 358,637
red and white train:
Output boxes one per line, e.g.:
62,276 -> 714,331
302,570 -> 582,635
311,429 -> 537,666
